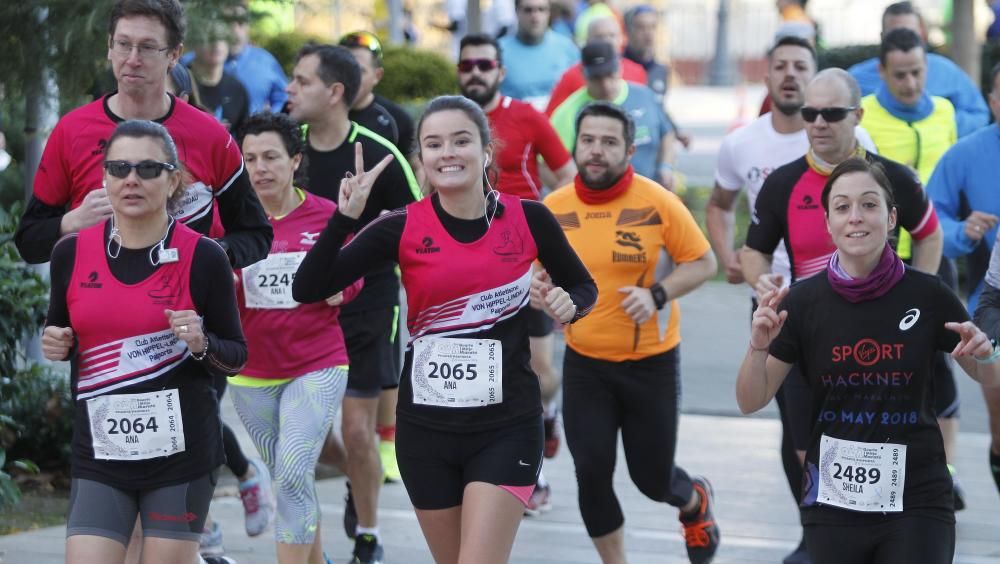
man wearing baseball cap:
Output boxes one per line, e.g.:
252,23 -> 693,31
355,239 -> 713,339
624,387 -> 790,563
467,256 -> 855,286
550,41 -> 677,190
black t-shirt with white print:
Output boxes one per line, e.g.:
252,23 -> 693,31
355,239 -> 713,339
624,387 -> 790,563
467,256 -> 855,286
770,267 -> 968,525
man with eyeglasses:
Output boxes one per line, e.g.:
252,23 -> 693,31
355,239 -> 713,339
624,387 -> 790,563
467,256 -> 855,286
16,0 -> 272,271
848,2 -> 987,138
340,31 -> 416,158
497,0 -> 579,109
743,69 -> 942,290
457,33 -> 576,516
286,43 -> 421,564
550,42 -> 675,190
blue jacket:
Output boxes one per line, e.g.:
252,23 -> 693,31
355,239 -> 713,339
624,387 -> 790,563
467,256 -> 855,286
926,125 -> 1000,311
848,53 -> 988,138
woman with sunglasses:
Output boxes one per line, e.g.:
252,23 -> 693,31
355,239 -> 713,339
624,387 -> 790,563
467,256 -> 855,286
41,120 -> 247,564
229,112 -> 362,564
738,157 -> 1000,564
294,95 -> 596,563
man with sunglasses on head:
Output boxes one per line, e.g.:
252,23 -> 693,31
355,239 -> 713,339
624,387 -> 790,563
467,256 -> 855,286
338,29 -> 416,488
498,0 -> 580,110
741,71 -> 942,545
286,42 -> 421,564
340,31 -> 416,158
16,0 -> 272,270
457,33 -> 576,516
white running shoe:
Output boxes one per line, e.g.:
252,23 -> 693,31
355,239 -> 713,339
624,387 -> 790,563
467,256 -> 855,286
238,458 -> 275,537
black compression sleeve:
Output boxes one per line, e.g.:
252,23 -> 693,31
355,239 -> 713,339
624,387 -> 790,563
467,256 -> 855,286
214,169 -> 273,269
190,239 -> 248,376
523,200 -> 597,321
15,196 -> 67,264
45,236 -> 76,337
975,281 -> 1000,341
293,210 -> 404,304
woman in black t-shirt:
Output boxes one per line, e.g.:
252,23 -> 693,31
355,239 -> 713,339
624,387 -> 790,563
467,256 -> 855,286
736,157 -> 1000,564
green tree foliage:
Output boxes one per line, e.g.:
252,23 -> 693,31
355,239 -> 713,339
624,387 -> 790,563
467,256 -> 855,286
0,1 -> 262,112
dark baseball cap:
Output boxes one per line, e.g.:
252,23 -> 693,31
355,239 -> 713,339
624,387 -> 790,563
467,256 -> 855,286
581,42 -> 619,79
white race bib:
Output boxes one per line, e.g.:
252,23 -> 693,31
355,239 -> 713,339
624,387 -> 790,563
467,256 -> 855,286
817,435 -> 906,513
411,337 -> 502,408
242,252 -> 305,309
87,389 -> 186,461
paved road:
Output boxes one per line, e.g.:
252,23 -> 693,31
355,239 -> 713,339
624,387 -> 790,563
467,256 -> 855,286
3,281 -> 1000,563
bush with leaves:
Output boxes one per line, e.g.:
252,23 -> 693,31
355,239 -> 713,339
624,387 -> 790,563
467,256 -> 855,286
376,45 -> 458,103
0,202 -> 71,509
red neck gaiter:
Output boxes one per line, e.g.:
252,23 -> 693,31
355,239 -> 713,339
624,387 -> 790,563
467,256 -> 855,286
574,165 -> 634,205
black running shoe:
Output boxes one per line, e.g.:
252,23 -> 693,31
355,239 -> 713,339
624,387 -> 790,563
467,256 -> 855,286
343,481 -> 357,540
351,533 -> 385,564
680,476 -> 720,564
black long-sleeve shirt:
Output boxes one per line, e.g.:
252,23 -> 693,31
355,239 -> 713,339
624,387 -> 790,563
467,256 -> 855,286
294,195 -> 597,432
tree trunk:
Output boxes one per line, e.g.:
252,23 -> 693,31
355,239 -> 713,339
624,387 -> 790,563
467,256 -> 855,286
951,0 -> 980,87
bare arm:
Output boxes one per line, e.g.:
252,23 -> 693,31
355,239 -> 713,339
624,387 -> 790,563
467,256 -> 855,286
948,321 -> 1000,387
538,160 -> 576,190
656,131 -> 677,191
740,246 -> 783,298
909,225 -> 943,274
657,249 -> 716,302
705,185 -> 742,284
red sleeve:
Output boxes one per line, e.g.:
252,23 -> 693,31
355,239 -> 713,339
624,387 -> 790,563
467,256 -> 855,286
212,126 -> 245,196
545,71 -> 579,116
621,60 -> 647,84
532,111 -> 572,170
33,119 -> 72,207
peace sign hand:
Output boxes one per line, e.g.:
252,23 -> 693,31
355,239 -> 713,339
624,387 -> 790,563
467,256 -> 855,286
338,142 -> 395,220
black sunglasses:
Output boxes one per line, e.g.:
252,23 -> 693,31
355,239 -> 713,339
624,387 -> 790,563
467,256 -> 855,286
801,106 -> 858,123
457,59 -> 499,73
104,160 -> 177,180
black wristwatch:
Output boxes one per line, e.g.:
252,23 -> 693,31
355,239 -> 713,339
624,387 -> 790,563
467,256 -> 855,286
649,284 -> 668,310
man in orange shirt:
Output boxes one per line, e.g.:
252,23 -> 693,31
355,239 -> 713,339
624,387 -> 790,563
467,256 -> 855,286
541,102 -> 720,564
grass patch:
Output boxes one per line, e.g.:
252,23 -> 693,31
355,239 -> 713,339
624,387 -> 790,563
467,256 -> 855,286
682,185 -> 751,282
0,487 -> 69,535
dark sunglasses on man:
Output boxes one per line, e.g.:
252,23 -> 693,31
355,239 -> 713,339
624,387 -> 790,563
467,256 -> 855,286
800,106 -> 857,123
457,59 -> 499,73
104,160 -> 177,180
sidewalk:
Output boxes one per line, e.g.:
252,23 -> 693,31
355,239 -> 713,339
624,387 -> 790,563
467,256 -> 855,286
3,414 -> 999,563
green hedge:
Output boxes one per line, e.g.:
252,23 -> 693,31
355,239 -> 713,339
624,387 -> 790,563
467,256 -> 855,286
375,46 -> 458,103
818,44 -> 880,70
257,33 -> 457,104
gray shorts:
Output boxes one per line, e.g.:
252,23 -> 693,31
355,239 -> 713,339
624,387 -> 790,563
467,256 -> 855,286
66,472 -> 216,545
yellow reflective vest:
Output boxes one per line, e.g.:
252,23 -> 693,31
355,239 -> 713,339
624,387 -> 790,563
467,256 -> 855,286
860,94 -> 956,258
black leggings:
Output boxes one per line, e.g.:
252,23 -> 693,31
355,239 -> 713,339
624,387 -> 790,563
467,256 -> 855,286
804,512 -> 954,564
562,347 -> 694,538
214,374 -> 249,478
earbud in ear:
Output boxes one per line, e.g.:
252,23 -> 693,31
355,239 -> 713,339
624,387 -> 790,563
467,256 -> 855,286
484,154 -> 491,167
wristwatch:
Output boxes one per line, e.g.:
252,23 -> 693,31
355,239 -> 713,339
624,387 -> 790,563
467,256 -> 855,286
649,284 -> 668,310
